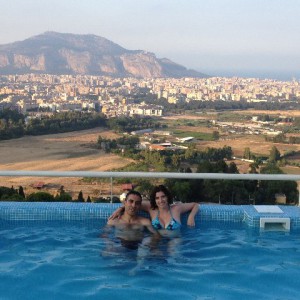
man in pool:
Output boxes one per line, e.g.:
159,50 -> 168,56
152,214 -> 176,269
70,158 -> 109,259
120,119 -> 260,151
105,190 -> 159,250
102,190 -> 159,274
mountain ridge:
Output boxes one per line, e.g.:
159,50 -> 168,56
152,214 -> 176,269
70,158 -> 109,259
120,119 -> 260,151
0,32 -> 207,78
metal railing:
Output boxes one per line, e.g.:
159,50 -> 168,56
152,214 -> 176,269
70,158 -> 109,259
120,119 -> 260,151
1,170 -> 300,181
1,170 -> 300,204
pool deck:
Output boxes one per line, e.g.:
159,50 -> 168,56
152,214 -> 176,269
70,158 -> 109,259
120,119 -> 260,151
1,202 -> 300,230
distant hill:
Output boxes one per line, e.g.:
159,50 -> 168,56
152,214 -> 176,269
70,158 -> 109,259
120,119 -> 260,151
0,32 -> 208,78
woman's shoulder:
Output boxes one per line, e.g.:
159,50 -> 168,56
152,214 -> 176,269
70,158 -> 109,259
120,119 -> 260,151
170,203 -> 181,212
171,202 -> 196,213
149,207 -> 158,215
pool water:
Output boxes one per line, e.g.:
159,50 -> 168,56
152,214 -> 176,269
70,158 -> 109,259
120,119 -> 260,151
1,220 -> 300,300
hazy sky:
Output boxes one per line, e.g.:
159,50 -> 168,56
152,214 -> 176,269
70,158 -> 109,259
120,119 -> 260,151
1,0 -> 300,79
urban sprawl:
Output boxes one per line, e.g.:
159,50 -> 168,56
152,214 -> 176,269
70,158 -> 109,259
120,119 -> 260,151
1,74 -> 300,118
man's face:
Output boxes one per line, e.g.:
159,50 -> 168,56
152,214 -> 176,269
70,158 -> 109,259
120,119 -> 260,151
124,194 -> 142,216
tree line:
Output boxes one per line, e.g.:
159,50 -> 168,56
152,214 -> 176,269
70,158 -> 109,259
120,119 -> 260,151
0,186 -> 95,203
1,143 -> 297,205
0,109 -> 167,141
98,134 -> 298,205
106,116 -> 166,133
0,109 -> 107,140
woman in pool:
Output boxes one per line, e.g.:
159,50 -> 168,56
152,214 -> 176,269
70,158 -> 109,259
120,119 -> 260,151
109,185 -> 199,238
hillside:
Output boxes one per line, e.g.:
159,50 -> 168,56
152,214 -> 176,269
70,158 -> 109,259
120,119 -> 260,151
0,32 -> 207,78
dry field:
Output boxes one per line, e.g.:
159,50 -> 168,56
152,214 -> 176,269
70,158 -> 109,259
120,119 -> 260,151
197,137 -> 300,174
0,127 -> 134,199
234,109 -> 300,117
173,125 -> 213,134
168,112 -> 300,174
197,135 -> 300,157
167,116 -> 300,158
164,109 -> 300,120
163,114 -> 211,121
1,114 -> 299,199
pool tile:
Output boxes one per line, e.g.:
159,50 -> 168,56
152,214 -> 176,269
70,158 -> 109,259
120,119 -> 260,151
1,202 -> 300,230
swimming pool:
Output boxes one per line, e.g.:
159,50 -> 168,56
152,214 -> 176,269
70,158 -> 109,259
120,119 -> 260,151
1,202 -> 300,299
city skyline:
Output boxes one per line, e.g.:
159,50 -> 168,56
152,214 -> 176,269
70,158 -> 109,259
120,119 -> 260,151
1,0 -> 299,80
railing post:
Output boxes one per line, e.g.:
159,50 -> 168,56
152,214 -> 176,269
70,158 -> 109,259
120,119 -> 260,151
110,177 -> 113,204
298,181 -> 300,206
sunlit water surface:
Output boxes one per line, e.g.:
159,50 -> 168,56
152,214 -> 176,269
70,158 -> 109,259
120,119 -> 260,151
1,220 -> 300,300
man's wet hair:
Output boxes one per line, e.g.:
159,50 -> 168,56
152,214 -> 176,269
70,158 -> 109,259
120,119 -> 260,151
125,190 -> 142,201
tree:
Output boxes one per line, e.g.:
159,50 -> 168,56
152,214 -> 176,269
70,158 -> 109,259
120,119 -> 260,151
257,163 -> 298,204
77,190 -> 85,202
135,180 -> 154,199
55,193 -> 72,202
58,185 -> 65,195
243,147 -> 251,160
260,162 -> 283,175
170,181 -> 192,203
214,160 -> 228,173
18,186 -> 25,198
269,146 -> 281,162
248,162 -> 259,173
26,192 -> 55,202
212,131 -> 220,140
1,193 -> 25,201
164,179 -> 194,203
228,162 -> 239,174
0,186 -> 19,200
171,154 -> 180,169
185,143 -> 196,160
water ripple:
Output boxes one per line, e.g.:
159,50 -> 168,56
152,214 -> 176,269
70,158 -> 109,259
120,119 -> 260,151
1,222 -> 300,299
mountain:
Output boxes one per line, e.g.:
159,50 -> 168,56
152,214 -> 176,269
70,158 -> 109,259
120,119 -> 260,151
0,32 -> 207,78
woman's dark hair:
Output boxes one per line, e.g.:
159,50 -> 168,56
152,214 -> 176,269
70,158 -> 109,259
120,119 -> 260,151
149,185 -> 173,209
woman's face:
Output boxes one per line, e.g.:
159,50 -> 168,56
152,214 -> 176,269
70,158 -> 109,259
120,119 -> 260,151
155,191 -> 168,208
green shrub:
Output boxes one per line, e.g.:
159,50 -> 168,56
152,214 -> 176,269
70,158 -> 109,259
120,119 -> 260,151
26,192 -> 55,202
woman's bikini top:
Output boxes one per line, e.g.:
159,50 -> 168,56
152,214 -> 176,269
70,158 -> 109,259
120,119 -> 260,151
151,209 -> 182,231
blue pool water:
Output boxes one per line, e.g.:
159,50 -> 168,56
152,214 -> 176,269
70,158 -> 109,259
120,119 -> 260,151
1,219 -> 300,300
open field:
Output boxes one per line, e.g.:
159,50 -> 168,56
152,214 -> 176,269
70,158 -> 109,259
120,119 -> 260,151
197,136 -> 300,157
163,115 -> 212,122
234,109 -> 300,117
1,113 -> 299,199
197,137 -> 300,173
164,113 -> 300,174
164,116 -> 300,158
0,127 -> 134,198
164,109 -> 300,119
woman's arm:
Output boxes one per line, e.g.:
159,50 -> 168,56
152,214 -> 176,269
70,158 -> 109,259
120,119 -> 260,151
108,200 -> 151,220
108,206 -> 124,220
177,202 -> 199,227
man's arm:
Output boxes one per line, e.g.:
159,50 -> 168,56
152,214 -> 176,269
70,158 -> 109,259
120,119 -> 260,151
100,223 -> 116,256
100,221 -> 115,238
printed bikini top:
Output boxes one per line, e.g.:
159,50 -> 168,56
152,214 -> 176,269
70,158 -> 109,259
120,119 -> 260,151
151,209 -> 182,231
